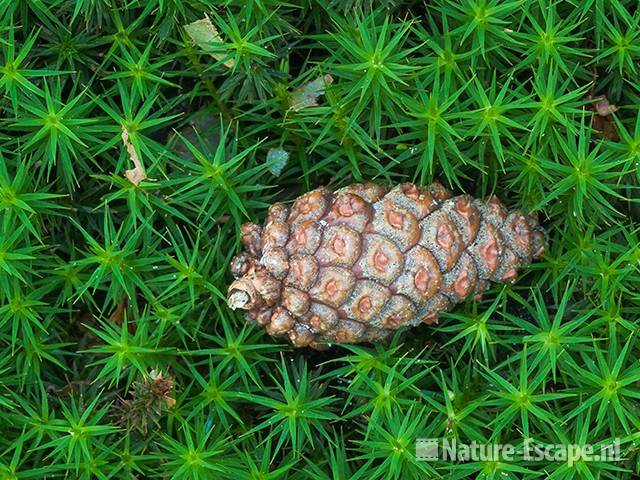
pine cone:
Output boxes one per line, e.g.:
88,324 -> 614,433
227,182 -> 546,348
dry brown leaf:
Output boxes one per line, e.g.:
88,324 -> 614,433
109,296 -> 128,325
588,95 -> 619,141
122,127 -> 147,185
593,96 -> 618,116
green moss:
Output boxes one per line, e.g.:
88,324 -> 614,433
0,0 -> 639,478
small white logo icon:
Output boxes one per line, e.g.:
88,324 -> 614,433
416,438 -> 439,461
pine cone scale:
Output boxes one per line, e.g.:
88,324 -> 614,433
228,182 -> 546,348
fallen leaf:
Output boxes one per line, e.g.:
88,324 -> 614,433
109,296 -> 128,325
290,74 -> 333,111
593,95 -> 618,116
588,95 -> 619,141
109,296 -> 137,333
266,148 -> 289,176
122,127 -> 147,185
184,16 -> 234,68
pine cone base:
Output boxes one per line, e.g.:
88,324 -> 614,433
227,182 -> 546,348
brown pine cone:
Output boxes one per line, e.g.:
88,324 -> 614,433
227,182 -> 546,348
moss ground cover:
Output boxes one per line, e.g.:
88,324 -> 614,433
0,1 -> 639,478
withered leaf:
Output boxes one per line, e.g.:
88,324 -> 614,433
122,127 -> 147,185
184,16 -> 234,68
266,148 -> 289,177
290,74 -> 333,111
589,95 -> 619,141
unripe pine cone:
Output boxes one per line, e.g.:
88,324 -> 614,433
227,182 -> 546,349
